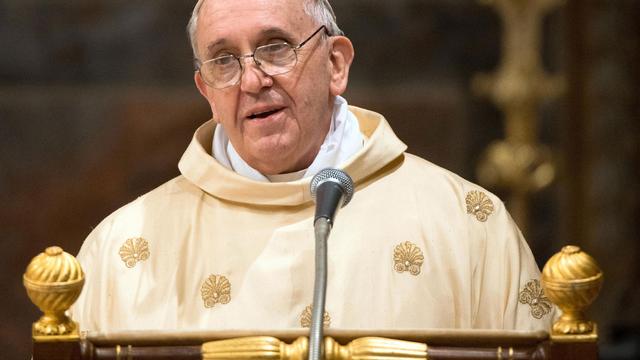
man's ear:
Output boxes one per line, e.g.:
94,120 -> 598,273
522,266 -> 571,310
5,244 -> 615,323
195,71 -> 210,98
194,71 -> 219,119
328,36 -> 355,97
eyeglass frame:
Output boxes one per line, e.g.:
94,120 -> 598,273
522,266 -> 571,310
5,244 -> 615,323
195,25 -> 331,89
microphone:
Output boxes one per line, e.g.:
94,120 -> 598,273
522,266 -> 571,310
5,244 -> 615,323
308,168 -> 354,360
310,168 -> 354,225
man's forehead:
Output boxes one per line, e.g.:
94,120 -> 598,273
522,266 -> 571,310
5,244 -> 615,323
199,0 -> 309,27
196,0 -> 316,57
198,0 -> 312,39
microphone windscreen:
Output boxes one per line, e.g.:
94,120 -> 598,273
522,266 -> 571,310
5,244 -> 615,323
310,168 -> 354,207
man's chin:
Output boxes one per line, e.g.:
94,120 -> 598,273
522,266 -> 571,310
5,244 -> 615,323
244,150 -> 296,175
242,140 -> 317,175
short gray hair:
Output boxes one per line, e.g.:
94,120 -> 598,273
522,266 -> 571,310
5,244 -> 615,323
187,0 -> 343,59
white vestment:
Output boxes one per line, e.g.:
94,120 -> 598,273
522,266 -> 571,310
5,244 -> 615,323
71,106 -> 555,333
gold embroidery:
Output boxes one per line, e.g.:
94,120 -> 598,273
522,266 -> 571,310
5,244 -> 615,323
465,190 -> 495,222
519,279 -> 552,319
201,275 -> 231,308
118,237 -> 150,268
393,241 -> 424,276
300,305 -> 331,328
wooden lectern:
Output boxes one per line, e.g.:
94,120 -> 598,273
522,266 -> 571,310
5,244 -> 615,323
24,245 -> 603,360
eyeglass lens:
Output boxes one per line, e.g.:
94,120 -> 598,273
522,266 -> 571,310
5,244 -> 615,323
198,26 -> 327,89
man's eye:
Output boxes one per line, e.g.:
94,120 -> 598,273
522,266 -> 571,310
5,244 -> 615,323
265,43 -> 289,51
260,43 -> 291,57
213,56 -> 236,66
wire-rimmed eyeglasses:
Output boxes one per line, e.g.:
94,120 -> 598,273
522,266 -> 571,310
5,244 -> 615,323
196,26 -> 330,89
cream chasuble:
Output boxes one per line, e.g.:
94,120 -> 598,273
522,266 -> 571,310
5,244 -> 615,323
71,106 -> 554,333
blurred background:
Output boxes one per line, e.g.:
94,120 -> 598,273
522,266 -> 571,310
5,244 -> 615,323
1,0 -> 638,358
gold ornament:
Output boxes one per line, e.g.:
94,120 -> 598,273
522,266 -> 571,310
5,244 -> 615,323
118,237 -> 150,268
472,0 -> 564,233
203,336 -> 309,360
202,336 -> 428,360
542,245 -> 603,340
476,142 -> 555,195
393,241 -> 424,276
201,275 -> 231,308
300,305 -> 331,328
324,336 -> 427,360
23,246 -> 85,337
518,279 -> 552,319
465,191 -> 495,222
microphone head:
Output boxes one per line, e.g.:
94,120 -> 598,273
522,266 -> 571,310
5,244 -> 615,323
310,168 -> 354,207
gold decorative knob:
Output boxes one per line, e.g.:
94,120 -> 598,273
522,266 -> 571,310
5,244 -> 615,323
541,245 -> 603,339
23,246 -> 85,337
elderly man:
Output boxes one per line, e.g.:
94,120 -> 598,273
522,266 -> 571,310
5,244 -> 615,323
71,0 -> 554,332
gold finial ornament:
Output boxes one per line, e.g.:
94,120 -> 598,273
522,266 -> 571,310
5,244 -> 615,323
23,246 -> 85,338
541,245 -> 603,340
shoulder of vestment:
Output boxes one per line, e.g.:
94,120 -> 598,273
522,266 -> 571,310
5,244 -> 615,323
80,175 -> 202,250
376,152 -> 513,237
390,152 -> 505,211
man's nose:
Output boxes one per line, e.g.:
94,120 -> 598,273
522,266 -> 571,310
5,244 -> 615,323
239,57 -> 273,93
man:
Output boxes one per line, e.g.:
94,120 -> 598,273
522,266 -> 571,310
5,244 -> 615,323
71,0 -> 554,332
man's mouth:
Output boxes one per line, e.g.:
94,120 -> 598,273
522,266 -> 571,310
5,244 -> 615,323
247,107 -> 284,120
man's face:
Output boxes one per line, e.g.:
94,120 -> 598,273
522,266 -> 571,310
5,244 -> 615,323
194,0 -> 348,175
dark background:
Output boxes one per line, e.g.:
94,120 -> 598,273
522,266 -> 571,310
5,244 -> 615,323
1,1 -> 638,359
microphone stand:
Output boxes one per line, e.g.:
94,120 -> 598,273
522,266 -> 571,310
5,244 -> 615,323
309,217 -> 331,360
308,168 -> 353,360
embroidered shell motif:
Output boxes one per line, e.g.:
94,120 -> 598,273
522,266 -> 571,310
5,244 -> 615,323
393,241 -> 424,276
201,275 -> 231,308
118,237 -> 150,268
519,279 -> 552,319
465,190 -> 495,222
300,305 -> 331,328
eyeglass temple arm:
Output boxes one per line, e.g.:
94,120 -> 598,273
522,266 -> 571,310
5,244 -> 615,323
295,25 -> 330,50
